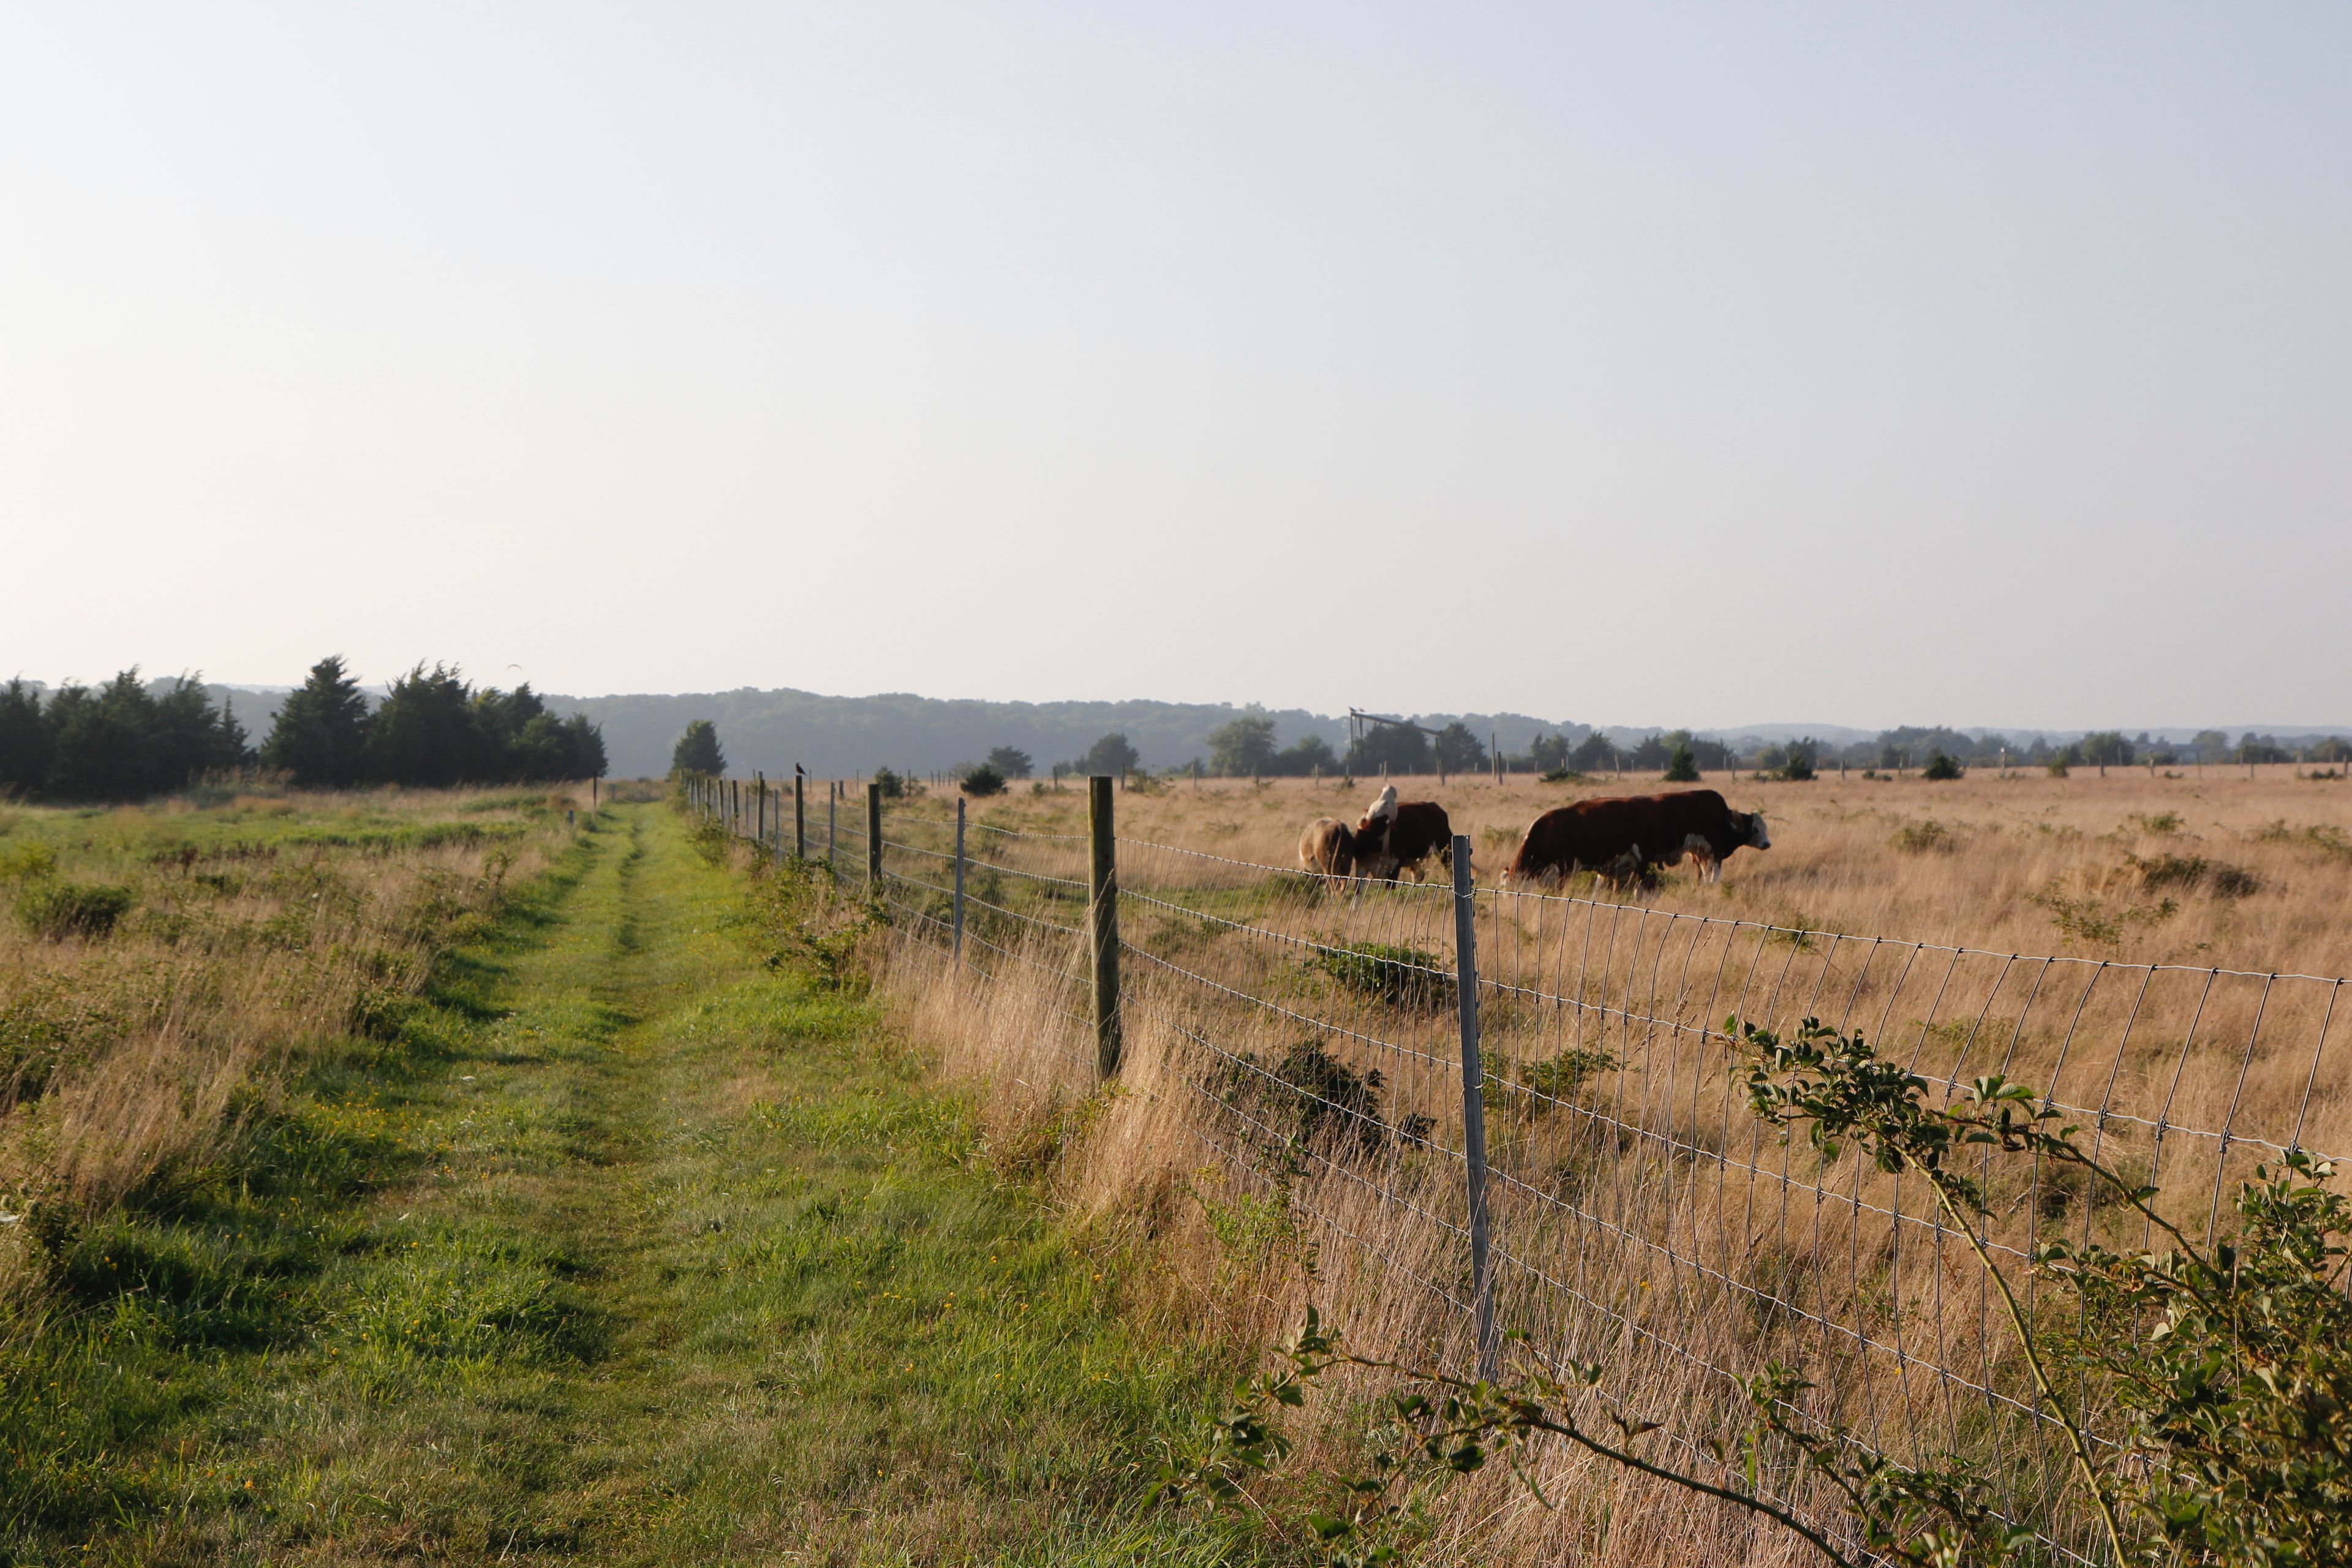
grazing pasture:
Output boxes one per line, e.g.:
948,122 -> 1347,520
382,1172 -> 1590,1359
835,763 -> 2352,1564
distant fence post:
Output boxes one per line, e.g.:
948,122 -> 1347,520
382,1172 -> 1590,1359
952,796 -> 967,962
1451,832 -> 1498,1382
866,780 -> 883,887
826,781 -> 836,871
793,767 -> 806,861
755,771 -> 766,843
1089,775 -> 1122,1078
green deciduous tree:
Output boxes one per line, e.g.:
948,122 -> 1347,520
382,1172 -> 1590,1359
1433,722 -> 1488,774
1085,732 -> 1140,776
1209,715 -> 1278,776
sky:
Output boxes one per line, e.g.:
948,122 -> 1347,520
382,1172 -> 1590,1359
2,3 -> 2346,730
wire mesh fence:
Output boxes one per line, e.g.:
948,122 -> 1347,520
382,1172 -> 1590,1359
686,774 -> 2352,1564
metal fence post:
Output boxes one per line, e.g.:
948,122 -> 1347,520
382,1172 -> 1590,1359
1089,775 -> 1122,1078
867,780 -> 883,887
1451,832 -> 1498,1382
953,795 -> 967,961
794,767 -> 806,861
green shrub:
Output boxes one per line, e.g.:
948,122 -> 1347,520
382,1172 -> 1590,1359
0,840 -> 58,881
959,764 -> 1006,797
2127,851 -> 2260,899
1212,1040 -> 1409,1159
1662,743 -> 1698,782
1922,750 -> 1963,780
873,767 -> 907,800
1539,767 -> 1583,784
1890,819 -> 1953,854
15,880 -> 135,940
1310,941 -> 1453,1009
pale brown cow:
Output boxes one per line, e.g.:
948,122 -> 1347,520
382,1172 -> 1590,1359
1297,816 -> 1362,887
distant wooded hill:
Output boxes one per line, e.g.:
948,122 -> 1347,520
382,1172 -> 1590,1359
533,688 -> 1585,779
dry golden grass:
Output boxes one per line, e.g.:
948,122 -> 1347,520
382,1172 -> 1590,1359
0,785 -> 582,1299
855,764 -> 2352,1563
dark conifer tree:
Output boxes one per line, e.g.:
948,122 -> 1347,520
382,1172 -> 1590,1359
670,719 -> 725,776
262,655 -> 372,786
0,679 -> 51,796
366,663 -> 489,786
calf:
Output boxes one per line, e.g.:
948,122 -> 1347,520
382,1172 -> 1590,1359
1354,785 -> 1455,883
1504,789 -> 1768,889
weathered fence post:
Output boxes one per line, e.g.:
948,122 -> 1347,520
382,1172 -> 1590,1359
755,771 -> 766,843
826,781 -> 837,870
866,780 -> 883,888
952,796 -> 967,961
794,767 -> 807,861
1089,775 -> 1122,1078
1451,832 -> 1498,1382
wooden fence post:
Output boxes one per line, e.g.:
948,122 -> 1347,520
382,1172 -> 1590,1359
755,771 -> 766,843
867,781 -> 883,887
952,796 -> 967,961
1451,832 -> 1498,1382
794,767 -> 806,861
1089,775 -> 1122,1078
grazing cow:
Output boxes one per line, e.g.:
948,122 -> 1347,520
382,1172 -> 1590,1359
1297,816 -> 1362,887
1354,785 -> 1455,883
1503,790 -> 1768,889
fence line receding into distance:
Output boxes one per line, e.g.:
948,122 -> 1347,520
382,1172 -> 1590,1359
682,771 -> 2352,1566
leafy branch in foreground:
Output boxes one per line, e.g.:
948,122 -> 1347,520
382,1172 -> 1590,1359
1157,1308 -> 2014,1568
1166,1018 -> 2352,1567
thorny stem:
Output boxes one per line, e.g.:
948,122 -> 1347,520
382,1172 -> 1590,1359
1924,1172 -> 2130,1568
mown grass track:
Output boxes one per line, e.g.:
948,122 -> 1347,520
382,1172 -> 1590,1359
3,805 -> 1251,1566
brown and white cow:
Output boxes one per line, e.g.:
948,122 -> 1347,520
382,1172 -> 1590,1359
1297,816 -> 1363,887
1502,789 -> 1768,889
1353,785 -> 1455,883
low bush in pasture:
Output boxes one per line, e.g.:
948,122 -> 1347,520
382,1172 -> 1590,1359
1889,818 -> 1954,854
1208,1039 -> 1426,1159
14,879 -> 135,940
1309,941 -> 1453,1009
960,764 -> 1006,798
1921,750 -> 1963,780
2127,851 -> 2260,899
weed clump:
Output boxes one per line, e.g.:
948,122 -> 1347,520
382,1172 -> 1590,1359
15,880 -> 135,940
2127,851 -> 2260,899
1212,1040 -> 1419,1159
1310,941 -> 1453,1008
1890,819 -> 1954,854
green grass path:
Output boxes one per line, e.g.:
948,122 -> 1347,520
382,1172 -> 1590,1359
13,807 -> 1245,1566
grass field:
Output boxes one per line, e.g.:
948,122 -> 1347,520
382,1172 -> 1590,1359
0,796 -> 1254,1566
834,763 -> 2352,1564
919,763 -> 2352,977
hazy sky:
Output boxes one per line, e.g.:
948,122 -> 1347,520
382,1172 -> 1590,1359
3,4 -> 2346,728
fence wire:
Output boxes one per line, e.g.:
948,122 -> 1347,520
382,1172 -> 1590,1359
690,781 -> 2352,1564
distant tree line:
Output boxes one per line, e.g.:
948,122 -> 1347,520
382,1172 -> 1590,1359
0,656 -> 606,804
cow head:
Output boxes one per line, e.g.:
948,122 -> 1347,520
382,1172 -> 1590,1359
1359,783 -> 1399,832
1743,811 -> 1771,849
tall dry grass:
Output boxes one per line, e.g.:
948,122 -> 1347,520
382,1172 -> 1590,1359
0,786 -> 581,1300
849,766 -> 2352,1562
